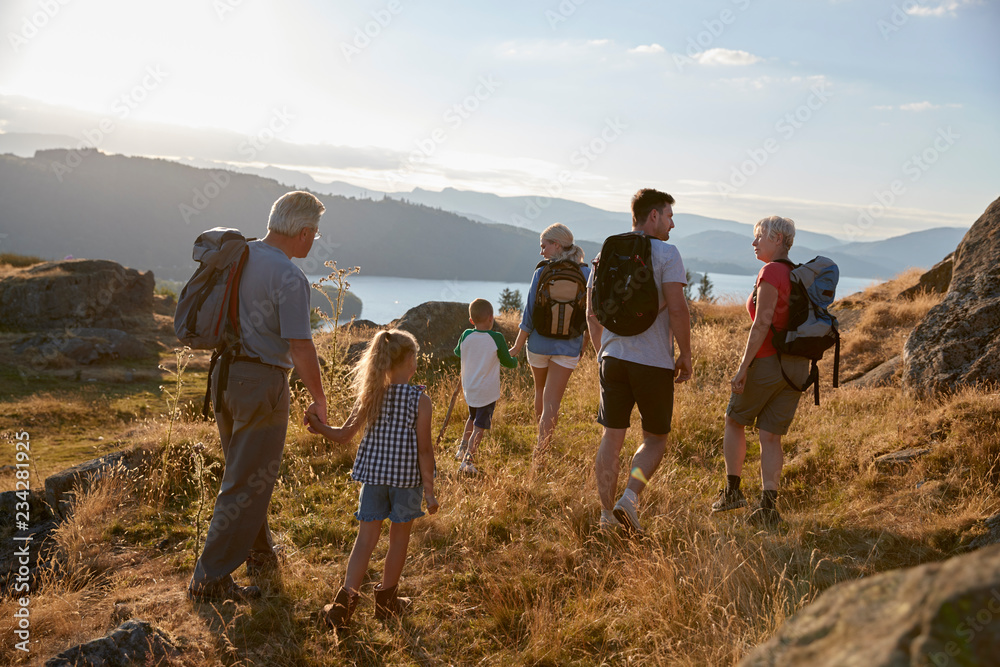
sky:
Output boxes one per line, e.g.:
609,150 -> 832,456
0,0 -> 997,241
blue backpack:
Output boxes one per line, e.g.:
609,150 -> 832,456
767,257 -> 840,405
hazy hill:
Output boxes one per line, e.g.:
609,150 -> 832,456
0,151 -> 601,282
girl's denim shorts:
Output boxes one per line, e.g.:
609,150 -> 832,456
355,483 -> 425,523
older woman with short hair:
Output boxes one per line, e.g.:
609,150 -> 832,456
711,215 -> 810,527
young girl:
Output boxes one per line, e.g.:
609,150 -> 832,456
307,329 -> 439,629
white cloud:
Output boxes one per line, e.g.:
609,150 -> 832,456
692,48 -> 762,67
721,74 -> 828,92
906,0 -> 983,17
900,101 -> 939,111
587,39 -> 610,47
629,43 -> 665,55
872,105 -> 894,111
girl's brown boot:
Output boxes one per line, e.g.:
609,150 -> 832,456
321,587 -> 358,629
373,583 -> 411,620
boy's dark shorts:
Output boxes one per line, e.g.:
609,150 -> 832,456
597,356 -> 674,436
468,401 -> 496,430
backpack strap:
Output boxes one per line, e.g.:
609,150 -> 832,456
774,346 -> 821,406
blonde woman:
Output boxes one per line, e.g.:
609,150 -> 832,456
509,223 -> 589,468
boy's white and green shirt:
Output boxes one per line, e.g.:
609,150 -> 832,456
454,328 -> 518,409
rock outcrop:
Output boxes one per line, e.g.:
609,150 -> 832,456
740,543 -> 1000,666
0,259 -> 154,331
846,355 -> 901,389
903,197 -> 1000,394
45,619 -> 182,667
14,327 -> 153,368
897,253 -> 953,300
45,449 -> 151,518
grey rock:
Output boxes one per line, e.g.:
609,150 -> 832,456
847,355 -> 902,389
739,544 -> 1000,666
968,513 -> 1000,551
44,449 -> 150,518
45,619 -> 181,667
0,259 -> 154,332
14,328 -> 152,367
897,253 -> 953,300
873,446 -> 932,473
903,197 -> 1000,395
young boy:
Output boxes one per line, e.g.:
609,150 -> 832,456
453,298 -> 518,474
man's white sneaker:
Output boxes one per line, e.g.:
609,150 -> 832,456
459,458 -> 479,475
613,498 -> 642,536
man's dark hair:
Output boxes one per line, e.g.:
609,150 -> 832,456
631,189 -> 675,227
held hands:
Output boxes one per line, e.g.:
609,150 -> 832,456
304,402 -> 327,431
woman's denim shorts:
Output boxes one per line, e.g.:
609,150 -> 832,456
355,483 -> 425,523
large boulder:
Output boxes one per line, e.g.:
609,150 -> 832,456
14,327 -> 153,367
740,544 -> 1000,666
0,259 -> 154,331
391,301 -> 518,363
903,197 -> 1000,394
45,449 -> 151,518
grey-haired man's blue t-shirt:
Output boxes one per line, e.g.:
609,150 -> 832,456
238,240 -> 312,368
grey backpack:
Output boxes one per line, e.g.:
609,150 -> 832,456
173,228 -> 251,417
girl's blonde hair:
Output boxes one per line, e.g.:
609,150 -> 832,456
541,223 -> 585,264
352,329 -> 419,433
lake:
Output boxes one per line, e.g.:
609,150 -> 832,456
308,273 -> 881,325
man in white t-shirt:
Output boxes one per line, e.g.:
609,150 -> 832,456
587,188 -> 692,535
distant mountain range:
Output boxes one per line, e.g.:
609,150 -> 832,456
0,150 -> 968,283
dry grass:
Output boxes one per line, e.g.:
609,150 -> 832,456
3,273 -> 999,665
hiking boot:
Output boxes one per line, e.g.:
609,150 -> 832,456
455,440 -> 468,461
613,497 -> 642,536
188,577 -> 261,603
711,487 -> 748,513
245,547 -> 281,577
374,583 -> 412,620
746,504 -> 784,529
321,587 -> 359,630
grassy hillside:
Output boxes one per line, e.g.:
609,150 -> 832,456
2,270 -> 999,665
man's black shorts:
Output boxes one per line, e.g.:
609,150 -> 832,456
597,356 -> 674,435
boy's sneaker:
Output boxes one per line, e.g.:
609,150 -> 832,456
711,487 -> 748,513
454,441 -> 468,461
613,497 -> 642,536
746,504 -> 783,528
459,456 -> 479,475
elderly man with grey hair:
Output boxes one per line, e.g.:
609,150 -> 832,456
711,215 -> 810,528
189,191 -> 328,602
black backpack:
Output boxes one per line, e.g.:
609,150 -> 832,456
532,259 -> 588,339
755,257 -> 841,405
591,233 -> 658,336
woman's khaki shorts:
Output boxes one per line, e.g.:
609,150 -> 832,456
726,354 -> 809,436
